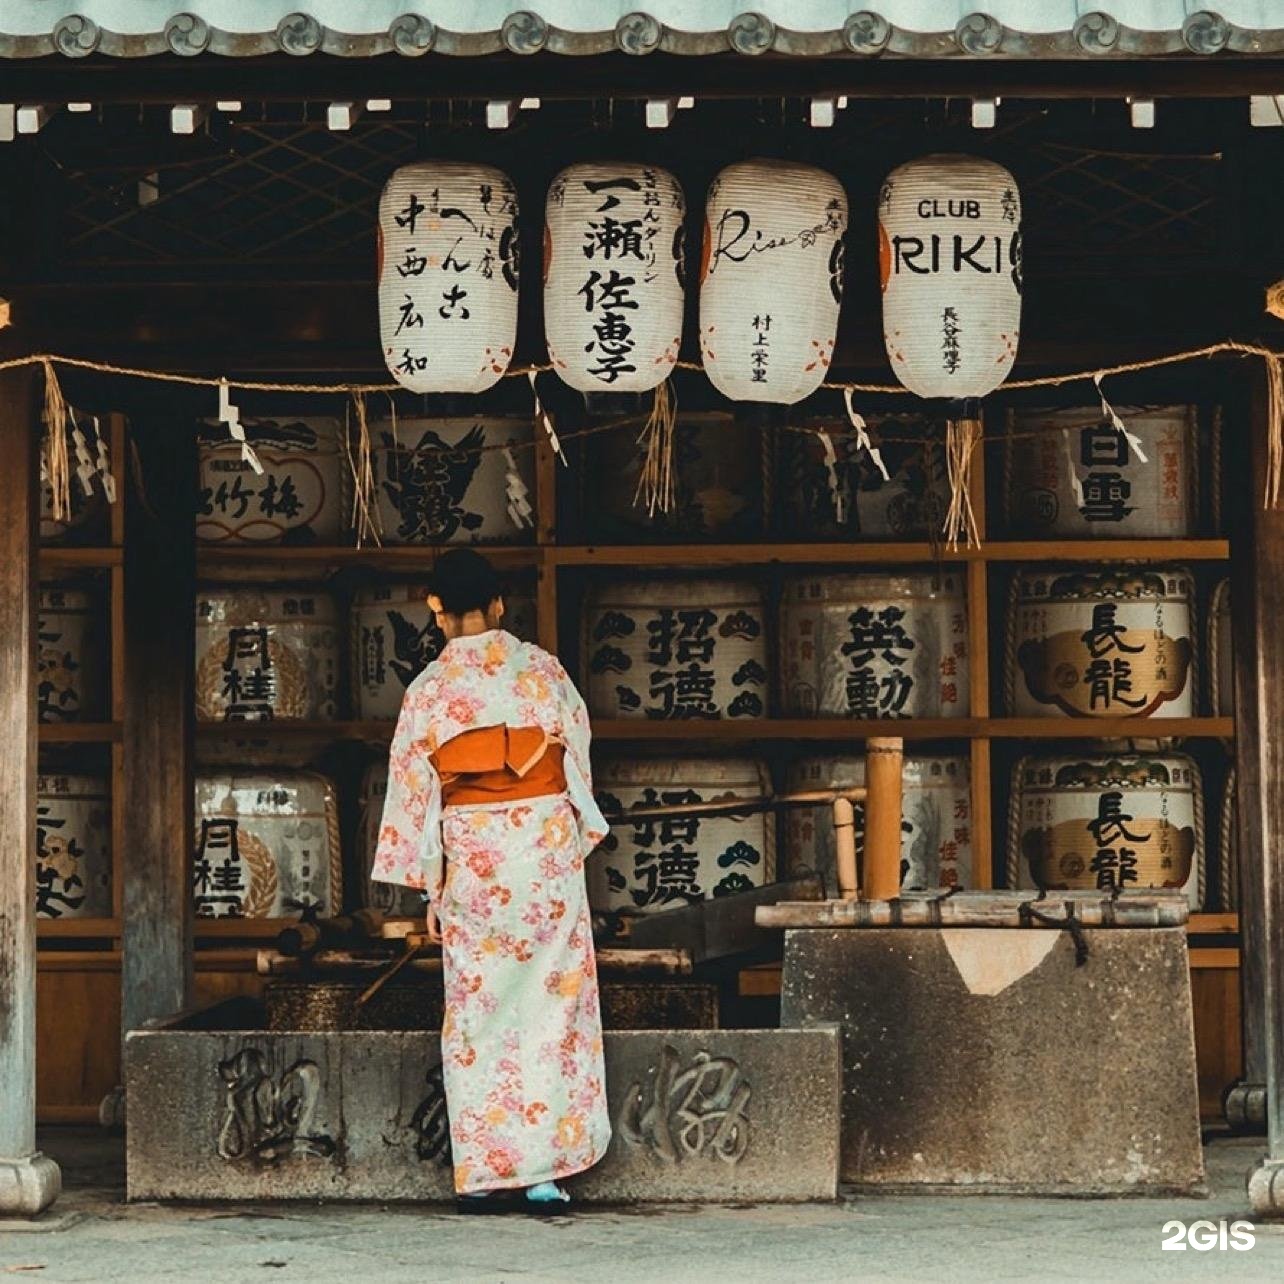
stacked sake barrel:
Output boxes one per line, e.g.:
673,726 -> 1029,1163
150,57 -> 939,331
36,771 -> 112,921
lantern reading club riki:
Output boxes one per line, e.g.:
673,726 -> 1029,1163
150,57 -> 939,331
879,154 -> 1022,544
700,159 -> 848,405
377,162 -> 519,394
544,162 -> 685,395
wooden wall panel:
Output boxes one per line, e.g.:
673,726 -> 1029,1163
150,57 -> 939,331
1192,962 -> 1243,1121
36,966 -> 121,1123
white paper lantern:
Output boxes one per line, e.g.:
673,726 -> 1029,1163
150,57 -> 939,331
545,163 -> 685,394
700,159 -> 847,405
879,154 -> 1022,399
377,162 -> 519,393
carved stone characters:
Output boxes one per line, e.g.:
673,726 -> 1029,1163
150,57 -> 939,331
217,1048 -> 335,1163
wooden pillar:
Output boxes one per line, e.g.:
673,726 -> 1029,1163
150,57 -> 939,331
120,416 -> 195,1050
0,366 -> 61,1215
1238,369 -> 1284,1216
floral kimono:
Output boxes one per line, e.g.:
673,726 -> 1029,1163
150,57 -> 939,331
372,629 -> 611,1194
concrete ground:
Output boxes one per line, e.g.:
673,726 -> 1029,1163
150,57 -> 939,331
1,1130 -> 1283,1284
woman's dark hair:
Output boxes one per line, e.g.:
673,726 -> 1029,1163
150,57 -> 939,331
429,548 -> 503,616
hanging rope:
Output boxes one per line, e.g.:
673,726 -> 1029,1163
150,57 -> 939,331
633,379 -> 678,516
40,358 -> 72,524
345,391 -> 381,548
942,411 -> 983,549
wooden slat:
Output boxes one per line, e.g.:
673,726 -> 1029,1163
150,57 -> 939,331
196,545 -> 537,579
37,721 -> 121,743
1189,947 -> 1242,969
36,547 -> 123,570
1189,912 -> 1240,934
37,917 -> 119,939
195,918 -> 301,940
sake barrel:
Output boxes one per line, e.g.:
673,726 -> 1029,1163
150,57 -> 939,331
590,756 -> 774,914
584,412 -> 764,542
357,762 -> 424,918
1007,567 -> 1195,719
1004,405 -> 1197,538
779,412 -> 949,540
194,771 -> 342,919
196,417 -> 347,545
784,754 -> 972,896
40,473 -> 105,544
196,589 -> 340,722
371,416 -> 536,546
1210,579 -> 1232,717
351,585 -> 537,721
583,579 -> 769,720
36,771 -> 111,919
37,583 -> 106,723
779,572 -> 968,718
1008,753 -> 1204,908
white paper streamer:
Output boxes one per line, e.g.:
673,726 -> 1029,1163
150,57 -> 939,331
91,416 -> 116,504
70,418 -> 96,498
842,389 -> 890,481
1093,372 -> 1149,463
528,370 -> 565,465
816,429 -> 845,524
1061,427 -> 1086,507
218,378 -> 264,476
503,446 -> 534,530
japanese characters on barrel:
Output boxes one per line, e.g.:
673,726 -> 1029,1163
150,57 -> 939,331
545,162 -> 685,393
700,159 -> 847,404
378,162 -> 519,392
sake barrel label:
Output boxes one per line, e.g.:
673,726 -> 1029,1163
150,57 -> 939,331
36,773 -> 111,919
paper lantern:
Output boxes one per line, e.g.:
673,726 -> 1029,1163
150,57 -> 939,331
879,154 -> 1022,400
377,162 -> 519,393
700,159 -> 847,405
544,163 -> 685,394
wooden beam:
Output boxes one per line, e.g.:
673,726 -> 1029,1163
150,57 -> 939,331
0,365 -> 61,1214
120,415 -> 195,1046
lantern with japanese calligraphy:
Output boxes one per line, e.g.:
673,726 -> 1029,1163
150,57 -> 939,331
879,155 -> 1022,545
589,755 -> 774,914
1210,578 -> 1233,716
785,754 -> 971,896
351,583 -> 537,720
544,163 -> 685,394
197,417 -> 347,545
583,579 -> 769,720
779,573 -> 969,719
700,159 -> 847,404
195,589 -> 340,722
1007,567 -> 1195,720
357,762 -> 424,919
1004,405 -> 1197,538
371,416 -> 536,545
194,772 -> 342,919
37,583 -> 106,723
1009,753 -> 1203,908
377,162 -> 519,393
37,771 -> 111,920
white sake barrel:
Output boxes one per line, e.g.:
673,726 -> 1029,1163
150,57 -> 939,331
37,583 -> 106,723
1007,567 -> 1195,719
378,162 -> 519,393
40,473 -> 105,544
196,589 -> 340,722
194,771 -> 342,919
351,584 -> 537,721
785,754 -> 972,896
779,412 -> 949,540
779,572 -> 969,718
1004,405 -> 1197,538
1210,579 -> 1232,717
36,771 -> 111,919
371,416 -> 535,545
585,412 -> 764,542
701,159 -> 847,405
545,161 -> 685,394
590,755 -> 774,914
196,417 -> 347,545
1009,753 -> 1203,909
583,579 -> 769,720
357,762 -> 424,918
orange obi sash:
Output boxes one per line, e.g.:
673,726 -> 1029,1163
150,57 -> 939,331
430,724 -> 567,807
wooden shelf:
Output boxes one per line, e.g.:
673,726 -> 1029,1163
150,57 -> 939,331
1189,912 -> 1240,933
38,721 -> 121,744
38,546 -> 122,571
195,918 -> 294,940
590,717 -> 1232,741
38,917 -> 119,939
196,544 -> 538,579
551,539 -> 1230,568
196,719 -> 392,740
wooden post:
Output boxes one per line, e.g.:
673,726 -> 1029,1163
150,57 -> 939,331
832,797 -> 858,901
120,416 -> 195,1056
1239,367 -> 1284,1217
863,737 -> 904,902
0,366 -> 61,1215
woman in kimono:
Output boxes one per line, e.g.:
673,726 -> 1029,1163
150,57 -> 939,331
372,548 -> 611,1211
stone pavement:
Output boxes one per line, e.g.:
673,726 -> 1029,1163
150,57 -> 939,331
1,1130 -> 1283,1283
